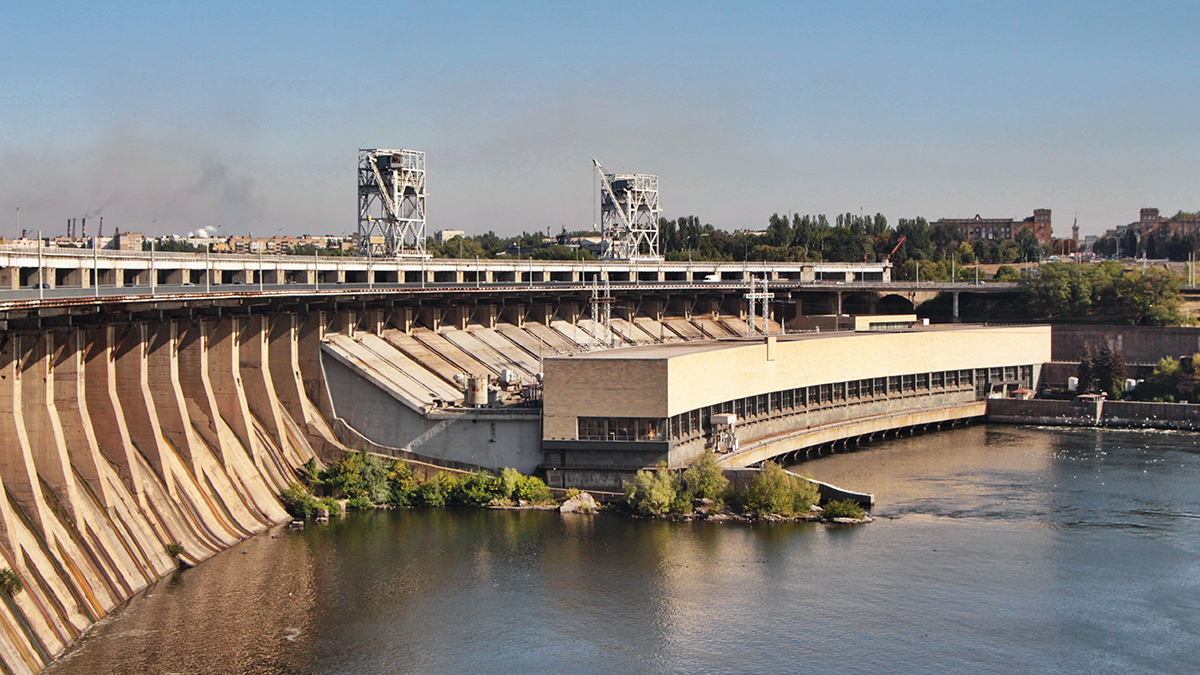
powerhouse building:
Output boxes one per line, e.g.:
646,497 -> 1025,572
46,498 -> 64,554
541,325 -> 1053,489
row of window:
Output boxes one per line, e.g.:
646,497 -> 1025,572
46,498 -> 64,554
577,417 -> 664,442
576,365 -> 1035,443
668,366 -> 1035,441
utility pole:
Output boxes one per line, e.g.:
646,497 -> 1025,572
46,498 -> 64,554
37,230 -> 43,301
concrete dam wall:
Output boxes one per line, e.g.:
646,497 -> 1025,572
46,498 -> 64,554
0,314 -> 336,675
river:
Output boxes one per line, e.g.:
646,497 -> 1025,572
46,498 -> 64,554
45,424 -> 1200,674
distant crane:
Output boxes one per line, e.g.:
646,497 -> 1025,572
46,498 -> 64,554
885,235 -> 907,263
592,159 -> 661,260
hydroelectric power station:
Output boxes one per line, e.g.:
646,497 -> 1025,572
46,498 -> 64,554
0,152 -> 1045,673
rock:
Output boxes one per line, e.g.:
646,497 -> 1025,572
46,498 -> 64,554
560,492 -> 598,513
809,504 -> 824,513
832,517 -> 868,524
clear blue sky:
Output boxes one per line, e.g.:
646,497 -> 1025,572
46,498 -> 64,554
2,1 -> 1198,239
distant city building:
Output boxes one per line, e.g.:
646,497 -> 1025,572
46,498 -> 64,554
1096,208 -> 1200,258
435,229 -> 465,244
1132,208 -> 1200,241
938,209 -> 1052,247
573,236 -> 605,257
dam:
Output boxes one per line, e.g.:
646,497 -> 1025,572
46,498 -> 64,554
0,256 -> 1043,674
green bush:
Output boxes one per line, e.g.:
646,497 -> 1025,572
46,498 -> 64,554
318,497 -> 341,515
299,457 -> 321,484
346,496 -> 374,511
387,461 -> 420,507
451,471 -> 501,506
0,568 -> 22,596
280,482 -> 321,519
320,450 -> 391,504
498,467 -> 524,501
166,543 -> 184,557
737,462 -> 818,517
624,466 -> 678,515
413,473 -> 456,507
681,453 -> 729,502
512,474 -> 554,504
821,499 -> 866,520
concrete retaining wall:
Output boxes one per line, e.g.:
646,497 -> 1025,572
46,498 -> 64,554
987,398 -> 1200,430
1052,325 -> 1200,363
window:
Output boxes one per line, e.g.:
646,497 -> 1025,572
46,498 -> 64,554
847,380 -> 859,399
888,376 -> 901,394
916,373 -> 929,389
931,371 -> 944,388
578,417 -> 664,442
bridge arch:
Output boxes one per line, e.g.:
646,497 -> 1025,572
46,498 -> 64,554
877,293 -> 914,314
841,292 -> 874,315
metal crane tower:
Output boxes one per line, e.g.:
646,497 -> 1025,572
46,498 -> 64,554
593,159 -> 661,260
357,149 -> 428,257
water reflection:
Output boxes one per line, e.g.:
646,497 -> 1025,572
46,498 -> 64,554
46,425 -> 1200,675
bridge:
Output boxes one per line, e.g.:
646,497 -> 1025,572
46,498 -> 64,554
0,248 -> 1025,328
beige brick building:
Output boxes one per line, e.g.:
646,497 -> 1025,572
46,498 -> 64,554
542,325 -> 1052,489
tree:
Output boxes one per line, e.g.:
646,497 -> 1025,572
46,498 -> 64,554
680,453 -> 729,501
1078,345 -> 1126,397
931,221 -> 961,259
956,241 -> 976,265
1114,267 -> 1189,326
994,265 -> 1020,282
624,466 -> 677,515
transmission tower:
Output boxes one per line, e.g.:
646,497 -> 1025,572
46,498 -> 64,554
590,279 -> 615,349
593,159 -> 661,260
744,278 -> 774,336
357,149 -> 427,257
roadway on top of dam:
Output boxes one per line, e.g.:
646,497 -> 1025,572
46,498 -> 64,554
0,279 -> 1020,312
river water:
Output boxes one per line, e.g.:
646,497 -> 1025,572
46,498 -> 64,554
46,425 -> 1200,674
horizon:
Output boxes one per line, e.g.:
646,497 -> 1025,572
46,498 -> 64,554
3,2 -> 1198,240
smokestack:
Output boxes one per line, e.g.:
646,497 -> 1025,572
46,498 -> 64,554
81,218 -> 86,239
98,217 -> 102,238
